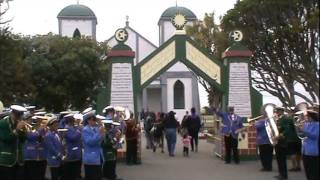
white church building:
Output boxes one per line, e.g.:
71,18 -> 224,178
57,4 -> 201,120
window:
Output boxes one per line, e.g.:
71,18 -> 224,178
73,28 -> 81,38
174,80 -> 185,109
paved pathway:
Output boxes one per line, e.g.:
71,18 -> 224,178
117,138 -> 306,180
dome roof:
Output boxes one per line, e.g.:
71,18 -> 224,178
112,43 -> 132,51
160,6 -> 197,21
57,4 -> 96,19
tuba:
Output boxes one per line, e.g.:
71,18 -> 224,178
293,102 -> 309,140
114,106 -> 131,121
264,103 -> 279,145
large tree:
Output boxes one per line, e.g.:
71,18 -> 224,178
23,34 -> 109,112
0,33 -> 109,112
221,0 -> 319,108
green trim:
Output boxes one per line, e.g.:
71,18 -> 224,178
136,35 -> 224,93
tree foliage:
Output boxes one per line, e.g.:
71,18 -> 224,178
221,0 -> 319,107
0,32 -> 109,112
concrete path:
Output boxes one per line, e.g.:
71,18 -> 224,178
117,138 -> 306,180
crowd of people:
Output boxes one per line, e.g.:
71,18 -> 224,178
0,101 -> 318,180
212,104 -> 319,180
0,104 -> 141,180
141,107 -> 202,157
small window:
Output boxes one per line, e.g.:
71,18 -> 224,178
73,28 -> 81,38
174,80 -> 185,109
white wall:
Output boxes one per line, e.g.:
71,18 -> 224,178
147,88 -> 162,112
107,27 -> 157,65
61,19 -> 93,38
167,61 -> 190,72
167,78 -> 193,122
161,21 -> 195,45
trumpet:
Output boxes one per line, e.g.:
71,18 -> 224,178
247,115 -> 264,123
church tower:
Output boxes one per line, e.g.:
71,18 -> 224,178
57,4 -> 97,39
158,6 -> 197,45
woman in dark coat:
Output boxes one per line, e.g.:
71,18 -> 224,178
163,111 -> 179,157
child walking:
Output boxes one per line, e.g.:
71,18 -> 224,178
182,134 -> 191,157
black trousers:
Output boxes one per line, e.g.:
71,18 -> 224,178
183,147 -> 189,156
84,164 -> 102,180
50,166 -> 62,180
75,160 -> 82,178
0,163 -> 24,180
275,144 -> 288,179
126,139 -> 138,164
303,155 -> 320,180
224,135 -> 239,163
258,144 -> 273,171
24,160 -> 47,180
63,161 -> 80,180
190,132 -> 199,151
103,160 -> 116,180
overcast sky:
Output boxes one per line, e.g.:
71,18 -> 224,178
3,0 -> 237,44
3,0 -> 302,107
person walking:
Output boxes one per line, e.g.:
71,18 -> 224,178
187,108 -> 201,152
164,111 -> 179,157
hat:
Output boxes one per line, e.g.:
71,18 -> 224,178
102,120 -> 113,124
103,106 -> 114,114
60,111 -> 71,115
10,105 -> 27,112
34,111 -> 46,116
73,113 -> 83,120
64,113 -> 74,119
82,107 -> 93,114
25,106 -> 36,110
96,115 -> 106,120
47,117 -> 58,126
32,115 -> 49,120
23,112 -> 33,119
112,122 -> 121,126
83,110 -> 96,121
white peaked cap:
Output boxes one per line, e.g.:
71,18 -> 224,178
10,105 -> 27,112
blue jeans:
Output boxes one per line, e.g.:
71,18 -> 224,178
165,128 -> 177,156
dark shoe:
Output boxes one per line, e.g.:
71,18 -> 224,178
294,167 -> 301,171
225,161 -> 231,164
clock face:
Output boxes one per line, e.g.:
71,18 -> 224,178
115,28 -> 128,42
171,13 -> 187,30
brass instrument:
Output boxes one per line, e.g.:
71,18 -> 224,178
114,106 -> 131,121
247,115 -> 264,123
293,102 -> 309,140
264,103 -> 279,145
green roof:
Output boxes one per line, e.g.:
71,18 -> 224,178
57,4 -> 96,19
160,6 -> 197,20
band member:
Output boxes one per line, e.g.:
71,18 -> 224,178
82,109 -> 104,180
274,107 -> 290,180
253,115 -> 273,171
44,117 -> 64,180
23,116 -> 47,180
73,113 -> 84,179
213,106 -> 244,164
63,114 -> 82,180
125,112 -> 140,165
102,121 -> 122,180
301,109 -> 319,180
0,105 -> 27,180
